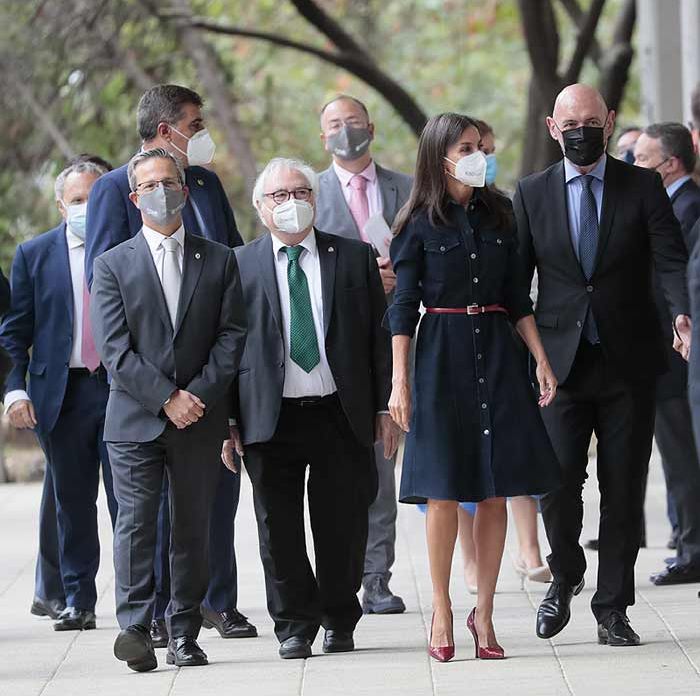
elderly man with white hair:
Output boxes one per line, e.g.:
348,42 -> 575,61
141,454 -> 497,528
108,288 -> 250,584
222,157 -> 396,659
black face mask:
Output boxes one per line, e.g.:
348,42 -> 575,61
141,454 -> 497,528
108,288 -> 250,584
561,126 -> 606,167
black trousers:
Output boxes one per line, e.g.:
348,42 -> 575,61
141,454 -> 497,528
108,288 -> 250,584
655,396 -> 700,567
108,424 -> 221,638
540,342 -> 655,622
244,395 -> 375,643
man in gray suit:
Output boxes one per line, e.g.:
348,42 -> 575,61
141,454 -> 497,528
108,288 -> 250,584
315,94 -> 412,614
91,149 -> 247,672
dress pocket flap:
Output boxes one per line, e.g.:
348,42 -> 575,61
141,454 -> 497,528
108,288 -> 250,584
535,313 -> 558,329
423,239 -> 460,254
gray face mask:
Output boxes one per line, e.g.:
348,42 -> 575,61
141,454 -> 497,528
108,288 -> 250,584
326,125 -> 372,161
138,184 -> 186,226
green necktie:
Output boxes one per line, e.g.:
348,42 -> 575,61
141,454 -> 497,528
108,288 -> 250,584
283,245 -> 320,373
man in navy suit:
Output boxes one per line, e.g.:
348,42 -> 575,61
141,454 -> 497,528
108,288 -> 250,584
85,84 -> 255,645
635,123 -> 700,585
0,159 -> 118,630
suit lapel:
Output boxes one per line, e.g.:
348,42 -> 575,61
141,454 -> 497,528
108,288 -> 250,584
185,169 -> 214,240
550,162 -> 586,280
594,156 -> 618,274
377,165 -> 399,225
52,225 -> 74,326
258,233 -> 283,336
317,230 -> 337,337
133,232 -> 172,332
174,235 -> 205,336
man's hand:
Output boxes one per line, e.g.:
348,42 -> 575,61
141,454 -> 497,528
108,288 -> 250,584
377,257 -> 396,294
8,399 -> 37,429
221,424 -> 244,472
163,390 -> 205,429
375,413 -> 401,459
674,314 -> 692,361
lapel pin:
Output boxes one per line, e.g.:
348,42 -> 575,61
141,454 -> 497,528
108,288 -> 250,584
197,178 -> 204,186
195,252 -> 201,259
328,246 -> 335,253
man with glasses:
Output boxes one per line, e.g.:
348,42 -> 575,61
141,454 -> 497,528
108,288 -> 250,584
514,84 -> 690,647
315,94 -> 410,616
91,148 -> 247,671
85,84 -> 255,647
221,157 -> 396,659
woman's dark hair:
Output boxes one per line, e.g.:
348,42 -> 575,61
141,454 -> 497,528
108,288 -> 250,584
393,112 -> 509,235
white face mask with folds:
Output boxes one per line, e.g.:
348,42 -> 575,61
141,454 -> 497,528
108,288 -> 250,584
444,150 -> 487,187
270,199 -> 315,234
171,126 -> 216,166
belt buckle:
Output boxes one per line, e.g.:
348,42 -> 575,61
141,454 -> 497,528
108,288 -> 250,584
467,304 -> 480,315
298,397 -> 318,408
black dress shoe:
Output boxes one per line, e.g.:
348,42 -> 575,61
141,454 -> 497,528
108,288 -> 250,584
597,612 -> 640,646
30,596 -> 66,620
536,578 -> 584,639
150,619 -> 169,648
278,636 -> 312,660
322,630 -> 354,653
166,636 -> 208,667
201,606 -> 258,638
650,563 -> 700,586
53,607 -> 96,631
114,624 -> 157,672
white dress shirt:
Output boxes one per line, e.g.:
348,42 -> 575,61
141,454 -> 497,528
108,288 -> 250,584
5,226 -> 87,413
271,231 -> 337,398
141,223 -> 185,280
333,159 -> 383,218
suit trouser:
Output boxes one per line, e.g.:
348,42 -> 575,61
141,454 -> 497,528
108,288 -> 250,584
153,463 -> 241,619
655,396 -> 700,567
34,468 -> 64,604
35,371 -> 117,610
364,444 -> 397,579
244,395 -> 375,643
540,341 -> 655,622
108,424 -> 221,638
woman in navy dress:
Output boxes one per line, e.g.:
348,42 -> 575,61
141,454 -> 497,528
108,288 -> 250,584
387,113 -> 560,661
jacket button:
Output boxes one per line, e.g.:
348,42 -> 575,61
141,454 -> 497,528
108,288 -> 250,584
586,285 -> 594,293
440,245 -> 446,252
577,320 -> 583,328
473,277 -> 479,284
479,378 -> 485,384
475,328 -> 480,334
483,429 -> 490,435
481,402 -> 487,409
470,253 -> 477,259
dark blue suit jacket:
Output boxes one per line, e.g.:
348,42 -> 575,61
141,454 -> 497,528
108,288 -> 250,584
85,162 -> 242,286
0,223 -> 77,435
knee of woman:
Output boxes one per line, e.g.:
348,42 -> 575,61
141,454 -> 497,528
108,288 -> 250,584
477,497 -> 506,512
427,499 -> 459,514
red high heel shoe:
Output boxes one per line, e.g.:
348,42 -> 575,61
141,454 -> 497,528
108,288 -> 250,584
467,608 -> 505,659
428,611 -> 455,662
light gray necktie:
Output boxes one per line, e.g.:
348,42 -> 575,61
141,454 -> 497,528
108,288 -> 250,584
161,236 -> 182,328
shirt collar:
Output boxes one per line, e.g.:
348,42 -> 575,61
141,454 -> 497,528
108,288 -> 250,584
141,223 -> 185,255
666,174 -> 692,199
271,229 -> 318,259
564,154 -> 607,184
65,227 -> 84,249
333,159 -> 377,188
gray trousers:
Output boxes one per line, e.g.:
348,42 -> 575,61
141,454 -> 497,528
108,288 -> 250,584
655,396 -> 700,567
364,442 -> 397,578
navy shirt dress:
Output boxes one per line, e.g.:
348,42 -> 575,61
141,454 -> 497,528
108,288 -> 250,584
388,194 -> 560,504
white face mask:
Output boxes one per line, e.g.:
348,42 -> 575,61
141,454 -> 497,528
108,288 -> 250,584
444,151 -> 487,188
271,199 -> 314,234
64,201 -> 87,240
171,126 -> 216,166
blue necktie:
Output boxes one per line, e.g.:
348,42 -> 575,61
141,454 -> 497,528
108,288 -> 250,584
578,175 -> 599,343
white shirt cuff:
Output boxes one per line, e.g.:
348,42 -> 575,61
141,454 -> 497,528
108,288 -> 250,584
377,410 -> 390,415
5,390 -> 30,414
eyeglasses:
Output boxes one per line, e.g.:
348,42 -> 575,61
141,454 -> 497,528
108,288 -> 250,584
135,178 -> 183,194
263,188 -> 313,205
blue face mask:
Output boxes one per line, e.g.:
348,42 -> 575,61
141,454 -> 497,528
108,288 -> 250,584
65,202 -> 87,240
484,154 -> 498,185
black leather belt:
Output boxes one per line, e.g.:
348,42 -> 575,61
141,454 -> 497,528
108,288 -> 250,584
282,393 -> 338,408
69,366 -> 106,378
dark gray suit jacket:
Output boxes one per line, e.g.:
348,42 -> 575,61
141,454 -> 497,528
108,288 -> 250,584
91,231 -> 247,443
315,163 -> 413,240
232,230 -> 390,447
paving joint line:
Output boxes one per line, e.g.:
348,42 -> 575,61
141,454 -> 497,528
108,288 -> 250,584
0,557 -> 33,597
298,655 -> 308,696
637,588 -> 700,679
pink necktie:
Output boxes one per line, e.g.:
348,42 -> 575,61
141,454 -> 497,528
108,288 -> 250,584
81,282 -> 101,372
348,174 -> 370,243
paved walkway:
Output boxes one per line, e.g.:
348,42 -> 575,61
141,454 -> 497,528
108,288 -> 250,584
1,446 -> 699,696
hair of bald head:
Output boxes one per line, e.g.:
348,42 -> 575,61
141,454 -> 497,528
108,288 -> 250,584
553,84 -> 608,122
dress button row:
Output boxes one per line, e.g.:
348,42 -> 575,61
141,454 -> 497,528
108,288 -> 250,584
473,277 -> 479,284
479,378 -> 485,384
440,245 -> 446,251
483,429 -> 490,435
470,253 -> 477,259
481,403 -> 487,409
475,328 -> 480,334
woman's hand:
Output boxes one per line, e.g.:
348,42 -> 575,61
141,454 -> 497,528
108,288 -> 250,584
389,379 -> 412,432
535,360 -> 557,407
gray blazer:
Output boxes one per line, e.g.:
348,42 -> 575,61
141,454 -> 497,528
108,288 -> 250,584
232,230 -> 390,448
91,231 -> 247,443
315,163 -> 413,240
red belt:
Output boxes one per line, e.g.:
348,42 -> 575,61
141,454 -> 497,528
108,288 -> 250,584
425,304 -> 508,316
